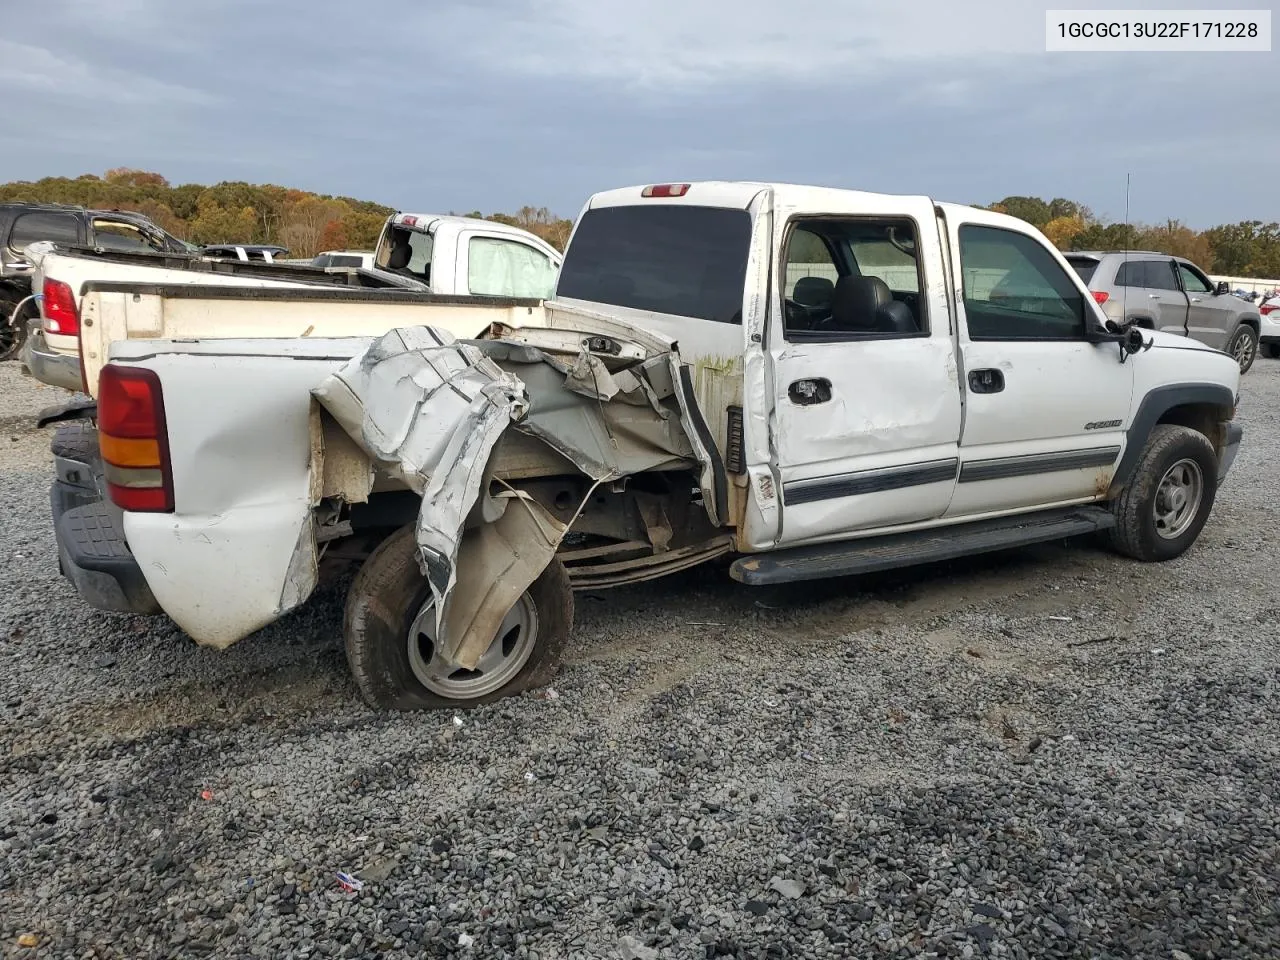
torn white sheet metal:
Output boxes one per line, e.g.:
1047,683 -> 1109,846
312,326 -> 702,670
314,327 -> 529,666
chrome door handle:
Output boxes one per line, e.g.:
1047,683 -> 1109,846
1190,297 -> 1202,303
1148,294 -> 1160,299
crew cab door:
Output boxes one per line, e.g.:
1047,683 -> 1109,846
941,209 -> 1134,517
769,194 -> 961,546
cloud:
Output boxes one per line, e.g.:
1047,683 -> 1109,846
0,40 -> 218,107
426,0 -> 1046,89
0,0 -> 1274,228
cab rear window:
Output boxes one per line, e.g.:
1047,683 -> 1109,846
556,205 -> 751,324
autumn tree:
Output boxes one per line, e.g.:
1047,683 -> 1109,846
279,195 -> 349,257
187,195 -> 257,244
1043,215 -> 1085,250
104,168 -> 170,190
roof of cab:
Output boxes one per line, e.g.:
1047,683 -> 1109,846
585,183 -> 1068,245
586,180 -> 943,212
387,213 -> 563,259
389,213 -> 539,237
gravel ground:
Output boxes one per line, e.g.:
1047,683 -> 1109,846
1,357 -> 1278,960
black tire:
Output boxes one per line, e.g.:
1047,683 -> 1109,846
0,299 -> 28,362
1108,424 -> 1217,562
1262,342 -> 1280,360
1226,324 -> 1258,373
344,524 -> 573,710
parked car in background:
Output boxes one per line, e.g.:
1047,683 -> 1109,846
0,202 -> 189,360
202,244 -> 289,263
1260,294 -> 1280,358
21,245 -> 425,392
373,213 -> 561,298
1063,251 -> 1262,372
312,250 -> 375,270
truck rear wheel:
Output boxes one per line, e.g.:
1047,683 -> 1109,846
344,525 -> 572,710
1108,425 -> 1217,562
0,299 -> 28,362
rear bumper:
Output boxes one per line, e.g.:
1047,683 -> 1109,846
22,323 -> 82,392
1218,422 -> 1243,484
56,502 -> 161,614
49,422 -> 160,615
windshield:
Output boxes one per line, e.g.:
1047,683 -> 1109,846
556,204 -> 752,324
1064,257 -> 1099,284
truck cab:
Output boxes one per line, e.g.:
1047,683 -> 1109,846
373,213 -> 562,298
553,183 -> 1241,557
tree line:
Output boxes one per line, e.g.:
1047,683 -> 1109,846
982,196 -> 1280,278
0,169 -> 572,258
1,171 -> 1275,276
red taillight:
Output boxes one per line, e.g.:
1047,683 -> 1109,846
42,277 -> 80,335
1261,303 -> 1277,316
98,365 -> 173,513
1091,291 -> 1110,305
641,184 -> 690,198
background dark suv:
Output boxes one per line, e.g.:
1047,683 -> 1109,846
0,202 -> 191,360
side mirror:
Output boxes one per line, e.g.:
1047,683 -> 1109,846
1215,281 -> 1230,296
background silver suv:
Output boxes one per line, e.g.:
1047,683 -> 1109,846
1064,251 -> 1262,373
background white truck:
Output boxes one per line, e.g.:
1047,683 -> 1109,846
43,182 -> 1242,711
22,213 -> 562,394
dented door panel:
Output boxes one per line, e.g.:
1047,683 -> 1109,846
763,193 -> 963,547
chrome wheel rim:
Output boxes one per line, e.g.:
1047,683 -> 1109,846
1153,457 -> 1203,540
407,593 -> 538,699
1232,332 -> 1255,368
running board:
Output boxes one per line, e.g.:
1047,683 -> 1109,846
730,507 -> 1115,586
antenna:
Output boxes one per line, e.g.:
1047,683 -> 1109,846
1121,172 -> 1131,321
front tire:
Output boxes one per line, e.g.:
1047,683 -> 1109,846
344,525 -> 573,710
1108,425 -> 1218,562
1226,324 -> 1258,373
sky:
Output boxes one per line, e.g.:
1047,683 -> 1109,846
0,0 -> 1275,228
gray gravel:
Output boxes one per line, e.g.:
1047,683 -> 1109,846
2,356 -> 1278,959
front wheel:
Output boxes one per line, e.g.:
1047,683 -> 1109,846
344,525 -> 573,710
1226,324 -> 1258,373
1108,425 -> 1218,562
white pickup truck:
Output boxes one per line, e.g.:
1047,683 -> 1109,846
22,213 -> 562,394
44,181 -> 1242,711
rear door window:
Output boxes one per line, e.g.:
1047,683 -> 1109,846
556,205 -> 752,324
1143,260 -> 1181,291
9,211 -> 81,250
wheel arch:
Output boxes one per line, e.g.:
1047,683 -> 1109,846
1108,384 -> 1235,498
